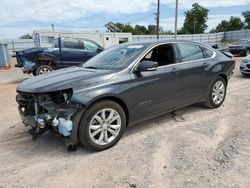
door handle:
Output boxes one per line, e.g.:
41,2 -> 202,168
171,67 -> 181,73
202,62 -> 209,67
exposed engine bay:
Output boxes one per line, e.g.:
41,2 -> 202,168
16,89 -> 79,140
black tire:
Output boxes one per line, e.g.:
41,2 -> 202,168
241,72 -> 250,77
204,76 -> 227,109
35,65 -> 53,75
79,100 -> 126,151
246,49 -> 250,56
32,70 -> 37,76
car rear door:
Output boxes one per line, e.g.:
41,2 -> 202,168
60,38 -> 85,67
175,43 -> 212,105
129,43 -> 182,122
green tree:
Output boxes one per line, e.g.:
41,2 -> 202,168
116,23 -> 134,33
115,23 -> 166,35
134,25 -> 148,34
182,3 -> 209,34
210,16 -> 244,32
19,34 -> 32,39
242,11 -> 250,29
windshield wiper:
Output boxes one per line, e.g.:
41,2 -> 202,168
84,66 -> 99,69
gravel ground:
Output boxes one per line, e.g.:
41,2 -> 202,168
0,57 -> 249,188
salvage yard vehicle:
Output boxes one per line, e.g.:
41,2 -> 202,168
228,39 -> 250,56
210,43 -> 230,52
16,40 -> 235,151
15,37 -> 104,75
240,54 -> 250,76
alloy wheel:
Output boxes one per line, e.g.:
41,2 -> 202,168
89,108 -> 121,146
212,80 -> 225,105
38,67 -> 51,75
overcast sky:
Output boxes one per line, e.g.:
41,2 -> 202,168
0,0 -> 249,38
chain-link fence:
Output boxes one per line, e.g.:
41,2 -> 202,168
224,29 -> 250,41
1,29 -> 250,56
132,32 -> 225,43
0,39 -> 34,56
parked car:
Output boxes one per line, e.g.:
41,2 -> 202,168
228,39 -> 250,56
210,43 -> 230,52
240,54 -> 250,76
16,40 -> 235,151
15,37 -> 104,75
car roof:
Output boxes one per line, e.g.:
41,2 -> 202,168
125,39 -> 207,47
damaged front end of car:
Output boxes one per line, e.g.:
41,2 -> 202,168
16,88 -> 85,150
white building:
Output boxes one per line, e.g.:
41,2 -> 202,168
33,30 -> 132,49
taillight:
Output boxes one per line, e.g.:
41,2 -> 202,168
232,58 -> 236,65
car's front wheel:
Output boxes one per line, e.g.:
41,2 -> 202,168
205,76 -> 227,108
79,100 -> 126,151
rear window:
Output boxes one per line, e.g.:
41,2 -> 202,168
52,38 -> 59,48
84,40 -> 99,51
201,46 -> 214,58
63,39 -> 84,49
177,43 -> 203,62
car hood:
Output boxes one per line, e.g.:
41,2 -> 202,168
17,67 -> 117,93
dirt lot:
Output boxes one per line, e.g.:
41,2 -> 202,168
0,57 -> 249,188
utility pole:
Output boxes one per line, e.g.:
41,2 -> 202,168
51,24 -> 54,31
193,19 -> 197,34
156,0 -> 160,39
174,0 -> 178,39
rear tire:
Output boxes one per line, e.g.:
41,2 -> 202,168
204,76 -> 227,109
246,49 -> 250,56
35,65 -> 53,75
79,100 -> 126,151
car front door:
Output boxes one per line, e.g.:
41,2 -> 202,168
82,40 -> 101,63
175,43 -> 212,105
129,44 -> 182,122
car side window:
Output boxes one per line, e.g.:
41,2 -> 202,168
141,44 -> 175,67
63,39 -> 80,49
84,40 -> 99,51
177,43 -> 203,62
201,46 -> 214,58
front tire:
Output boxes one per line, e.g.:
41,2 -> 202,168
79,100 -> 126,151
35,65 -> 53,75
205,76 -> 227,109
246,49 -> 250,56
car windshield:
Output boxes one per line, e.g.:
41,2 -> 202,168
82,44 -> 147,70
234,40 -> 247,45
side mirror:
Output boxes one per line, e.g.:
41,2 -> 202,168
96,47 -> 104,53
136,60 -> 158,72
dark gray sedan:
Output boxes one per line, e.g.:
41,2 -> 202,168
16,40 -> 235,151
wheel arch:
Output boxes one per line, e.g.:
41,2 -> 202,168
217,73 -> 228,86
86,96 -> 130,127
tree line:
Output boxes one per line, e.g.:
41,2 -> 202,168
115,3 -> 250,35
19,4 -> 249,39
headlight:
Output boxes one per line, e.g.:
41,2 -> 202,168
242,59 -> 248,64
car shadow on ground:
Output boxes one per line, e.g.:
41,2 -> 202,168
123,103 -> 208,137
2,104 -> 209,156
